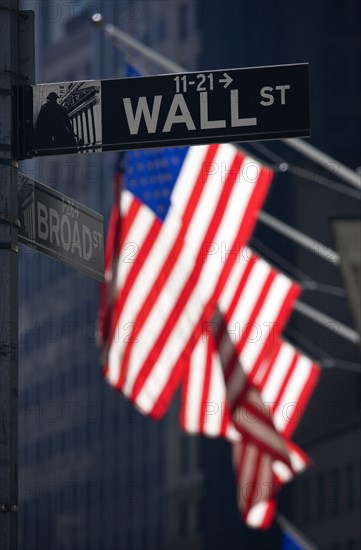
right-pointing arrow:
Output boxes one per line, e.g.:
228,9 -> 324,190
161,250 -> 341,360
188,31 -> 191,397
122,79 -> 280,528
219,72 -> 233,88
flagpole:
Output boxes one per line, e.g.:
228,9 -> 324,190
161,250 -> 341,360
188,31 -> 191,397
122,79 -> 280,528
91,14 -> 184,73
277,514 -> 320,550
293,300 -> 359,344
257,211 -> 340,265
284,138 -> 360,190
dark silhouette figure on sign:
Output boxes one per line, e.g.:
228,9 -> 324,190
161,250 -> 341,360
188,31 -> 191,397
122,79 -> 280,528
34,92 -> 83,151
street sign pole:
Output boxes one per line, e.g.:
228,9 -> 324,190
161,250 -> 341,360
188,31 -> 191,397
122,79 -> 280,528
0,1 -> 19,549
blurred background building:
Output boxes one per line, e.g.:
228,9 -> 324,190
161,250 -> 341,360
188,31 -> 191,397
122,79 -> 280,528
18,1 -> 360,550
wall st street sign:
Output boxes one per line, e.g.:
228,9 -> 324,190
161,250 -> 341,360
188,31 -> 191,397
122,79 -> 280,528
18,63 -> 309,158
18,174 -> 104,281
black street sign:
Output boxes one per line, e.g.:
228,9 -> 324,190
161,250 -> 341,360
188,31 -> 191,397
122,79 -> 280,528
19,63 -> 309,159
18,174 -> 104,281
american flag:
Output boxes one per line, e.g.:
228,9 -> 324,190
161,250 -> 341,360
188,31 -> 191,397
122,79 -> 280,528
99,143 -> 272,418
254,338 -> 320,439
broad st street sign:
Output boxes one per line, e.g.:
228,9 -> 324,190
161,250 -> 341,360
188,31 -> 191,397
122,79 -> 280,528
18,174 -> 104,281
18,63 -> 309,158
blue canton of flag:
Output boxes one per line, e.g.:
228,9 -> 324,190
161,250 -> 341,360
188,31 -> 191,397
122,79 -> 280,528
124,147 -> 188,221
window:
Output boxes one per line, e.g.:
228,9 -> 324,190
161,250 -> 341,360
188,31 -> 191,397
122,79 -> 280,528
196,437 -> 202,471
159,16 -> 166,41
180,433 -> 190,476
48,434 -> 53,460
156,519 -> 163,548
35,438 -> 41,464
179,4 -> 188,40
28,441 -> 35,466
196,498 -> 203,533
330,469 -> 340,515
179,502 -> 188,537
23,444 -> 29,466
157,424 -> 164,484
346,464 -> 356,510
84,62 -> 92,80
60,429 -> 65,454
317,475 -> 325,519
302,478 -> 311,521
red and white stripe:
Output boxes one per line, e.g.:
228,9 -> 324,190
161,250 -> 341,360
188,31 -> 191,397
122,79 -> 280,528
180,257 -> 300,436
232,383 -> 292,466
217,254 -> 301,404
233,439 -> 276,527
231,341 -> 317,528
180,332 -> 237,440
254,339 -> 320,438
180,333 -> 307,527
181,331 -> 319,527
102,144 -> 272,417
233,439 -> 309,528
231,385 -> 311,529
232,340 -> 319,528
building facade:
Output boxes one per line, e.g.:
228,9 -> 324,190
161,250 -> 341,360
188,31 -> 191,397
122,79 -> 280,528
198,2 -> 361,549
18,1 -> 360,550
19,1 -> 203,549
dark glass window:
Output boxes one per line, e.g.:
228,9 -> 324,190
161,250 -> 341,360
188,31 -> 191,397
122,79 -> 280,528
180,433 -> 190,476
23,444 -> 29,466
196,498 -> 203,533
84,62 -> 92,80
159,16 -> 166,41
48,434 -> 53,460
157,424 -> 164,484
346,464 -> 356,510
302,478 -> 311,521
330,469 -> 339,515
179,502 -> 188,537
179,4 -> 188,40
317,475 -> 325,519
